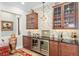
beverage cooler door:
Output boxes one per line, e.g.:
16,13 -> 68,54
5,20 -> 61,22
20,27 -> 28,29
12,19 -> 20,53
40,40 -> 49,56
32,39 -> 40,53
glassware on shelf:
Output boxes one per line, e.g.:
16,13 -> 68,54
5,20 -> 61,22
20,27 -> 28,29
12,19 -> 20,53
64,3 -> 75,15
64,3 -> 76,29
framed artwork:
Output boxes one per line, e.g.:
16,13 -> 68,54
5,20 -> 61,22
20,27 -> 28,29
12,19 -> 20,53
1,21 -> 13,31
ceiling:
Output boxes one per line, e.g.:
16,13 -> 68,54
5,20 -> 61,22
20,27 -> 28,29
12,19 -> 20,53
0,2 -> 50,11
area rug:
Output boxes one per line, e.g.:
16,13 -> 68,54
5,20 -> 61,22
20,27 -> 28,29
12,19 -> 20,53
12,49 -> 32,56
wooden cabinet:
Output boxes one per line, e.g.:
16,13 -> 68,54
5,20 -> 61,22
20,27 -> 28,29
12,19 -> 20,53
60,42 -> 78,56
49,40 -> 59,56
23,36 -> 32,50
53,5 -> 62,29
49,40 -> 79,56
26,10 -> 38,29
53,2 -> 78,29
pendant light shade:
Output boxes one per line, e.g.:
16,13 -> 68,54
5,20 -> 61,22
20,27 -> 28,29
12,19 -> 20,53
42,2 -> 47,21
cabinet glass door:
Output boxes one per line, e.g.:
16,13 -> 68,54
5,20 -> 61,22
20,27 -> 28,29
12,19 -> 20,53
64,3 -> 77,29
53,6 -> 61,29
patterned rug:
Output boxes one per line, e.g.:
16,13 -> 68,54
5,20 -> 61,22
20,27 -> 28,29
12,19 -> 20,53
12,49 -> 32,56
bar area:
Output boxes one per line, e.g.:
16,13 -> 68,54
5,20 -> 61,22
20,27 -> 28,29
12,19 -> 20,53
0,2 -> 79,56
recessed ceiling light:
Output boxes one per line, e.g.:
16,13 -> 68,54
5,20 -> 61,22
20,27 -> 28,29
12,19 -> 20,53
21,2 -> 24,5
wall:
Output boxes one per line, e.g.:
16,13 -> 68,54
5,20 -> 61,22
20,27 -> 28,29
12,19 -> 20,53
0,3 -> 24,49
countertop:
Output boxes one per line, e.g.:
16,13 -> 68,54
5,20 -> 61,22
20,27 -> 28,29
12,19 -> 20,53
23,35 -> 79,45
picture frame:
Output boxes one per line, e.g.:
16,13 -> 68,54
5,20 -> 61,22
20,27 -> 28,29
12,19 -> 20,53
1,21 -> 13,31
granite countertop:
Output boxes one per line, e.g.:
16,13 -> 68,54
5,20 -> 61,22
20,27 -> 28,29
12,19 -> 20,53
23,35 -> 79,45
50,38 -> 79,45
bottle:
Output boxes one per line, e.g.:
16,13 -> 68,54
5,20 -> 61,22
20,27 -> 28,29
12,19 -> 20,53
52,34 -> 55,40
61,32 -> 63,42
71,32 -> 77,44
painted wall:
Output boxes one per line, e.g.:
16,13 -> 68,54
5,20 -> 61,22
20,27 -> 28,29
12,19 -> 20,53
0,3 -> 24,49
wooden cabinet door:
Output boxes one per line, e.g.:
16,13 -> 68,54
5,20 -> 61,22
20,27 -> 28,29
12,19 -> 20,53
60,43 -> 78,56
34,13 -> 38,29
26,15 -> 30,29
26,11 -> 38,29
23,36 -> 32,50
63,2 -> 78,29
49,41 -> 59,56
53,5 -> 62,29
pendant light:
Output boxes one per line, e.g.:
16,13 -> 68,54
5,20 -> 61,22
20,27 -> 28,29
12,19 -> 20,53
42,2 -> 47,21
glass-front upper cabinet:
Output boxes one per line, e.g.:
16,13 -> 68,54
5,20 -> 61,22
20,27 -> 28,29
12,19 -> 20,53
64,2 -> 78,29
53,2 -> 78,29
53,6 -> 62,29
26,10 -> 38,29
